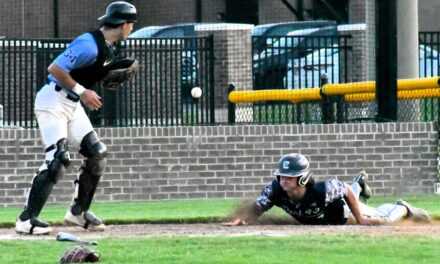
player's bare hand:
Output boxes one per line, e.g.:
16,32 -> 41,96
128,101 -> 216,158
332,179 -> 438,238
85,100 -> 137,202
80,90 -> 102,111
221,218 -> 247,226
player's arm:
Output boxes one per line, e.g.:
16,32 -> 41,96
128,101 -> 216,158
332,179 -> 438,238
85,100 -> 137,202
344,184 -> 387,225
221,203 -> 265,226
47,63 -> 102,111
222,182 -> 276,226
343,184 -> 369,225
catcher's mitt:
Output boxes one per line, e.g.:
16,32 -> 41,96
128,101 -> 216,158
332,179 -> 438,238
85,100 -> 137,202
101,57 -> 139,90
59,245 -> 100,263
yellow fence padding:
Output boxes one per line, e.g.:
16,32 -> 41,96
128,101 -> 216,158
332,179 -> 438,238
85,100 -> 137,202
228,77 -> 440,104
322,77 -> 440,95
344,88 -> 440,102
228,88 -> 321,104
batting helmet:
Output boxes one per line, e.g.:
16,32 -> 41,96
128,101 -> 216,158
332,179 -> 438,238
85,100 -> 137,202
98,1 -> 137,25
273,153 -> 310,186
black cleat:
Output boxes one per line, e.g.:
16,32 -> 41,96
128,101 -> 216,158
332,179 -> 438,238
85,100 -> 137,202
16,217 -> 52,235
353,170 -> 372,201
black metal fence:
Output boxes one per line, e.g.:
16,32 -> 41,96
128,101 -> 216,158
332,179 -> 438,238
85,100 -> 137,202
252,34 -> 349,90
419,32 -> 440,79
229,33 -> 440,125
1,32 -> 440,127
0,36 -> 214,128
237,34 -> 350,124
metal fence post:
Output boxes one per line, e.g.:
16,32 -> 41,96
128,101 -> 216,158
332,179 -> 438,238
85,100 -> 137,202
227,83 -> 236,124
0,104 -> 3,127
208,35 -> 216,125
320,73 -> 333,124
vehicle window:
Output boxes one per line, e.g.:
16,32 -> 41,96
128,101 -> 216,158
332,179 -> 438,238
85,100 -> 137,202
156,28 -> 185,38
129,27 -> 163,38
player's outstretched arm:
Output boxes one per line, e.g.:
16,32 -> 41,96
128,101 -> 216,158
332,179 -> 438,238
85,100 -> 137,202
221,218 -> 248,226
221,201 -> 264,226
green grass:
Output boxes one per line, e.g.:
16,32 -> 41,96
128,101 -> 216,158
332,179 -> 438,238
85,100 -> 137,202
0,199 -> 241,227
1,235 -> 439,264
2,195 -> 440,227
1,195 -> 440,263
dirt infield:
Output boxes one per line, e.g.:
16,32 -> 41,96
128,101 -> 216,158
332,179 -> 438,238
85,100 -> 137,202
1,221 -> 440,241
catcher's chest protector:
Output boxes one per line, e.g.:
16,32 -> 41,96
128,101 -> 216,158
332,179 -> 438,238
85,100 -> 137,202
70,29 -> 115,88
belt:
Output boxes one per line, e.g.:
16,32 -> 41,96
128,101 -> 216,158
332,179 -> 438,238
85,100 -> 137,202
55,85 -> 80,103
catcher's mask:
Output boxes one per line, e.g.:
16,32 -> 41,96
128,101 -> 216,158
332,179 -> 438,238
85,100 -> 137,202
273,153 -> 310,186
99,1 -> 137,25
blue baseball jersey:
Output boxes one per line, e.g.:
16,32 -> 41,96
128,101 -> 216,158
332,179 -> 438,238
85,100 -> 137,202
256,179 -> 348,225
48,33 -> 98,84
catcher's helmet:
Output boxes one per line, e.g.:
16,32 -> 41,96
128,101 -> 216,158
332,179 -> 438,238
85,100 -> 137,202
99,1 -> 137,25
273,153 -> 310,186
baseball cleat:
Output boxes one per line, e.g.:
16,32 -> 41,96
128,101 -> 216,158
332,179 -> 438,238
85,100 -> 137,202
64,208 -> 107,231
396,200 -> 431,223
15,217 -> 52,235
353,170 -> 372,201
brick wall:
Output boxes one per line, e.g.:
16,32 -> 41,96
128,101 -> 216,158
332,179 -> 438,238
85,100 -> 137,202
0,122 -> 438,207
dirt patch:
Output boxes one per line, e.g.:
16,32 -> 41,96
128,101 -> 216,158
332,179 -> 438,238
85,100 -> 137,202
1,221 -> 440,241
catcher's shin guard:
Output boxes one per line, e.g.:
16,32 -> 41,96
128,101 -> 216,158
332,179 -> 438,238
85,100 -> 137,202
21,138 -> 71,220
71,131 -> 107,215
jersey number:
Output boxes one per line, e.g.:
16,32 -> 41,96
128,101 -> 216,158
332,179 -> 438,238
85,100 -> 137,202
64,50 -> 78,64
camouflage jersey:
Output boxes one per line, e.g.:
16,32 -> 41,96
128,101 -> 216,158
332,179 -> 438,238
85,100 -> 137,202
256,179 -> 349,225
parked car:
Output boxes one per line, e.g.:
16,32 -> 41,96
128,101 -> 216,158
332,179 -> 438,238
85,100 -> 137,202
253,23 -> 338,90
419,44 -> 439,77
284,43 -> 439,90
129,23 -> 198,38
252,20 -> 337,52
253,26 -> 339,72
254,23 -> 370,90
285,45 -> 339,89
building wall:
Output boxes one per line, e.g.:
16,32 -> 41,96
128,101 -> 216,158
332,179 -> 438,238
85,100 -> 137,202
0,0 -> 53,38
0,122 -> 437,207
418,0 -> 440,32
136,0 -> 195,26
258,0 -> 298,24
1,0 -> 438,39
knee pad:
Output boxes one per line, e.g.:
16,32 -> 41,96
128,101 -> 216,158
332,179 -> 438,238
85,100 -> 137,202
71,132 -> 107,214
79,131 -> 108,176
47,138 -> 71,183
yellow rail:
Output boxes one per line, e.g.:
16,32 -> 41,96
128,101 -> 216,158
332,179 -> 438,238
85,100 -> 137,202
228,77 -> 440,104
228,88 -> 321,104
345,88 -> 440,102
322,77 -> 440,95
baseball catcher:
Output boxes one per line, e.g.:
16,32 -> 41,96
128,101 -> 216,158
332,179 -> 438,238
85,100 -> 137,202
15,1 -> 138,235
223,153 -> 431,226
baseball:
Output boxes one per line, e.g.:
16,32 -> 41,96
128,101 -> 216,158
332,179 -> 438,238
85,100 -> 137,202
191,87 -> 202,99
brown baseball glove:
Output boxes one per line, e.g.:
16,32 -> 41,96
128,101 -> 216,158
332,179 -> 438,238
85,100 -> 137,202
101,57 -> 139,90
59,245 -> 100,263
